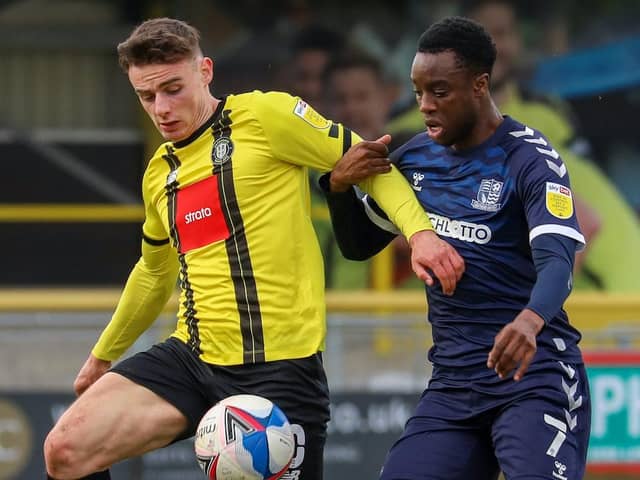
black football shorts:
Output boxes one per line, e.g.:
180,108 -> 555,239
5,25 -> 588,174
112,337 -> 330,480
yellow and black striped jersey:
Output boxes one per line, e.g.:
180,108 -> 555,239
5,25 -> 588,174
93,90 -> 432,365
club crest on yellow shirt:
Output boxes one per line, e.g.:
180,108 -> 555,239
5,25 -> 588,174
293,99 -> 330,129
212,137 -> 233,165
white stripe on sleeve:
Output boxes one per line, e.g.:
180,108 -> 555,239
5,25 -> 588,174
529,224 -> 586,250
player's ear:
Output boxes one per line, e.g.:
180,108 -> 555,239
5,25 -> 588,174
473,73 -> 490,96
200,56 -> 214,84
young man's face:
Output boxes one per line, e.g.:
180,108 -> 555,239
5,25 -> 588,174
411,50 -> 484,149
326,66 -> 391,140
128,56 -> 213,142
291,49 -> 331,111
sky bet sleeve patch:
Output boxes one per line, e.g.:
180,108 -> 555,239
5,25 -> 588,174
545,182 -> 574,219
293,99 -> 331,129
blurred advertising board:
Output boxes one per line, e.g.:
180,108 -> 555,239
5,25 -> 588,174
585,351 -> 640,475
2,355 -> 640,479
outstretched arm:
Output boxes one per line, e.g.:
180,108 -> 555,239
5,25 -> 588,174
322,135 -> 464,294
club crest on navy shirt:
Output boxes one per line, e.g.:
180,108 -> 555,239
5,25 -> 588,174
412,172 -> 425,191
471,178 -> 504,212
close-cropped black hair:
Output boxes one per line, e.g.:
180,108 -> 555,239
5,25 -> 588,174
417,16 -> 497,75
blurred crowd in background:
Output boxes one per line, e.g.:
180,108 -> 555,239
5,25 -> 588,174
3,0 -> 640,292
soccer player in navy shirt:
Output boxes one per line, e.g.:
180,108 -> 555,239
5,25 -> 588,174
321,17 -> 590,480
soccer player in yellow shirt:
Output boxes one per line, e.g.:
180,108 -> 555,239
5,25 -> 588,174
43,18 -> 464,480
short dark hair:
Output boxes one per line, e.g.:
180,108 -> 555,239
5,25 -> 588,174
323,50 -> 384,85
117,17 -> 202,72
417,16 -> 497,75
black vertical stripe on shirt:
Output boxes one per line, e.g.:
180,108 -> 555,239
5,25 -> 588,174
162,146 -> 182,252
328,122 -> 339,139
178,253 -> 201,353
342,125 -> 352,155
212,110 -> 265,363
162,146 -> 202,354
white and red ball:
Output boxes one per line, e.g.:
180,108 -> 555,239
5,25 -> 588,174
194,394 -> 295,480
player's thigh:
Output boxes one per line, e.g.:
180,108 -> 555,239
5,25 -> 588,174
112,337 -> 212,439
49,372 -> 188,464
493,364 -> 591,480
380,390 -> 499,480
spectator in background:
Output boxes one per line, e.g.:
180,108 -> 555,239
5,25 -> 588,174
325,52 -> 425,289
325,52 -> 397,146
276,24 -> 353,289
320,51 -> 401,288
468,0 -> 640,292
281,24 -> 344,115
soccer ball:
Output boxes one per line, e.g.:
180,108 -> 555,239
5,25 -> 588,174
194,394 -> 295,480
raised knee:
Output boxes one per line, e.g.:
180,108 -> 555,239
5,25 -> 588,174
44,430 -> 78,479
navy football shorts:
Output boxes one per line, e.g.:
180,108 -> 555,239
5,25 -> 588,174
379,361 -> 590,480
111,337 -> 330,480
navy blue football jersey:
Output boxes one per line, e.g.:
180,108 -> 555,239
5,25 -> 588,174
384,116 -> 585,378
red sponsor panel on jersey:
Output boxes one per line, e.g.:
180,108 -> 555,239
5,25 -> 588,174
175,175 -> 230,252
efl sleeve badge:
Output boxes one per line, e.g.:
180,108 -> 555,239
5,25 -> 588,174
293,99 -> 331,129
545,182 -> 574,219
